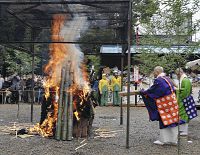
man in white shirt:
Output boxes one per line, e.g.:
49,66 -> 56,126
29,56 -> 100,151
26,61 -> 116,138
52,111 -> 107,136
0,74 -> 4,89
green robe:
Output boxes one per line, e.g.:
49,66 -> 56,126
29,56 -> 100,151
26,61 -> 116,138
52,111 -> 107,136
176,77 -> 192,123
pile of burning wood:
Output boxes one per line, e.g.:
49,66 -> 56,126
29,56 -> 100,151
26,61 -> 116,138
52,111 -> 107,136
29,14 -> 97,140
6,68 -> 97,140
30,66 -> 97,140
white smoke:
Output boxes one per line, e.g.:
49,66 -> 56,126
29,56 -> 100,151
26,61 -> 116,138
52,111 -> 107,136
60,15 -> 89,88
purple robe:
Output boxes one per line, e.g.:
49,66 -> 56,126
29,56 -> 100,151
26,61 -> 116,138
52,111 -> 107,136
140,76 -> 178,129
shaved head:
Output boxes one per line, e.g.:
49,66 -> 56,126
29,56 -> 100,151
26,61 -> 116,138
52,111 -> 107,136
175,68 -> 184,74
175,68 -> 184,79
153,66 -> 164,77
154,66 -> 164,73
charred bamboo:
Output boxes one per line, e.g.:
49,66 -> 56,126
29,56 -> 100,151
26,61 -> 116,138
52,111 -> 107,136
55,68 -> 66,140
62,67 -> 69,140
67,70 -> 74,141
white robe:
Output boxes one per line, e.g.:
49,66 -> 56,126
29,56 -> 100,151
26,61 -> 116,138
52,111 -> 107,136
180,123 -> 188,134
159,126 -> 178,143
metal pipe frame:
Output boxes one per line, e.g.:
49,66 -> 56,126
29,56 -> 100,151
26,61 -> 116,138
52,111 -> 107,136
0,40 -> 194,47
22,25 -> 125,30
126,0 -> 132,149
15,10 -> 128,14
0,41 -> 127,45
120,52 -> 124,125
0,17 -> 126,21
0,1 -> 130,5
0,1 -> 129,47
1,3 -> 131,141
31,28 -> 35,122
119,26 -> 128,126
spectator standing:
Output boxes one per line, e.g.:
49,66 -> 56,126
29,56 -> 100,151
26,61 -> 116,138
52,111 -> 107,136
98,74 -> 109,106
111,70 -> 121,106
0,74 -> 4,89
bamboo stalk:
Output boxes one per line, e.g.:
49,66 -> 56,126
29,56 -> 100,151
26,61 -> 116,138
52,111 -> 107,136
55,68 -> 66,140
67,68 -> 73,141
62,67 -> 69,140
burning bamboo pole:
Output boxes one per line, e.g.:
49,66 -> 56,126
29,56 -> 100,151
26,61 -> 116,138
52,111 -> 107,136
55,68 -> 66,140
62,67 -> 70,140
67,69 -> 74,141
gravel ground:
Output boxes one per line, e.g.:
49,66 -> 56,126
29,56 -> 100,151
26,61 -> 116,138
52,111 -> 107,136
0,104 -> 200,155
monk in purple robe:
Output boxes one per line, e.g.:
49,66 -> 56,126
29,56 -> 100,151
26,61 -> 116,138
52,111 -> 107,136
140,66 -> 178,145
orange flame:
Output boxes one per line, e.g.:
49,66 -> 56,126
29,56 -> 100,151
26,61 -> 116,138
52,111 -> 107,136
30,14 -> 91,137
30,15 -> 66,137
44,14 -> 67,99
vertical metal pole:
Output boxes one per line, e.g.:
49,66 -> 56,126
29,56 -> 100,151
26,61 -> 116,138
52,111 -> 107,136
17,99 -> 19,119
126,0 -> 132,149
135,83 -> 137,106
55,68 -> 66,140
177,63 -> 181,155
1,93 -> 3,104
31,28 -> 35,123
120,53 -> 124,125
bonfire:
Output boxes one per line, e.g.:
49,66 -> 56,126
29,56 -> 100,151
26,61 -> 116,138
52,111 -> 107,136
29,14 -> 95,140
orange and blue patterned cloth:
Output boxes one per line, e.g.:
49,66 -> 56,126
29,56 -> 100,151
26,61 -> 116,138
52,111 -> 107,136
183,95 -> 198,120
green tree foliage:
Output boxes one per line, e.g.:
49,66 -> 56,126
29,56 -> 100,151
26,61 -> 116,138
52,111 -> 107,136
2,47 -> 40,75
133,0 -> 159,24
134,52 -> 188,75
85,55 -> 101,73
134,0 -> 200,75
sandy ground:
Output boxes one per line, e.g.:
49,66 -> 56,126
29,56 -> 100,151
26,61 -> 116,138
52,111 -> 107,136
0,104 -> 200,155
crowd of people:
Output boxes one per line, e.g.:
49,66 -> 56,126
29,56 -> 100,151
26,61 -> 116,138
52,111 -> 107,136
90,69 -> 122,107
0,66 -> 123,106
0,65 -> 199,146
0,74 -> 44,104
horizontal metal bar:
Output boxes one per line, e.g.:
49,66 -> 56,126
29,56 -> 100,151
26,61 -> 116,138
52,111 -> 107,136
0,0 -> 130,5
31,25 -> 125,29
1,41 -> 198,48
0,41 -> 127,45
23,18 -> 126,21
19,10 -> 127,14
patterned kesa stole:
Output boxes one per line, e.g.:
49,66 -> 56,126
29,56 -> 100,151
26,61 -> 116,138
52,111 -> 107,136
156,93 -> 179,126
155,77 -> 179,126
183,95 -> 198,120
